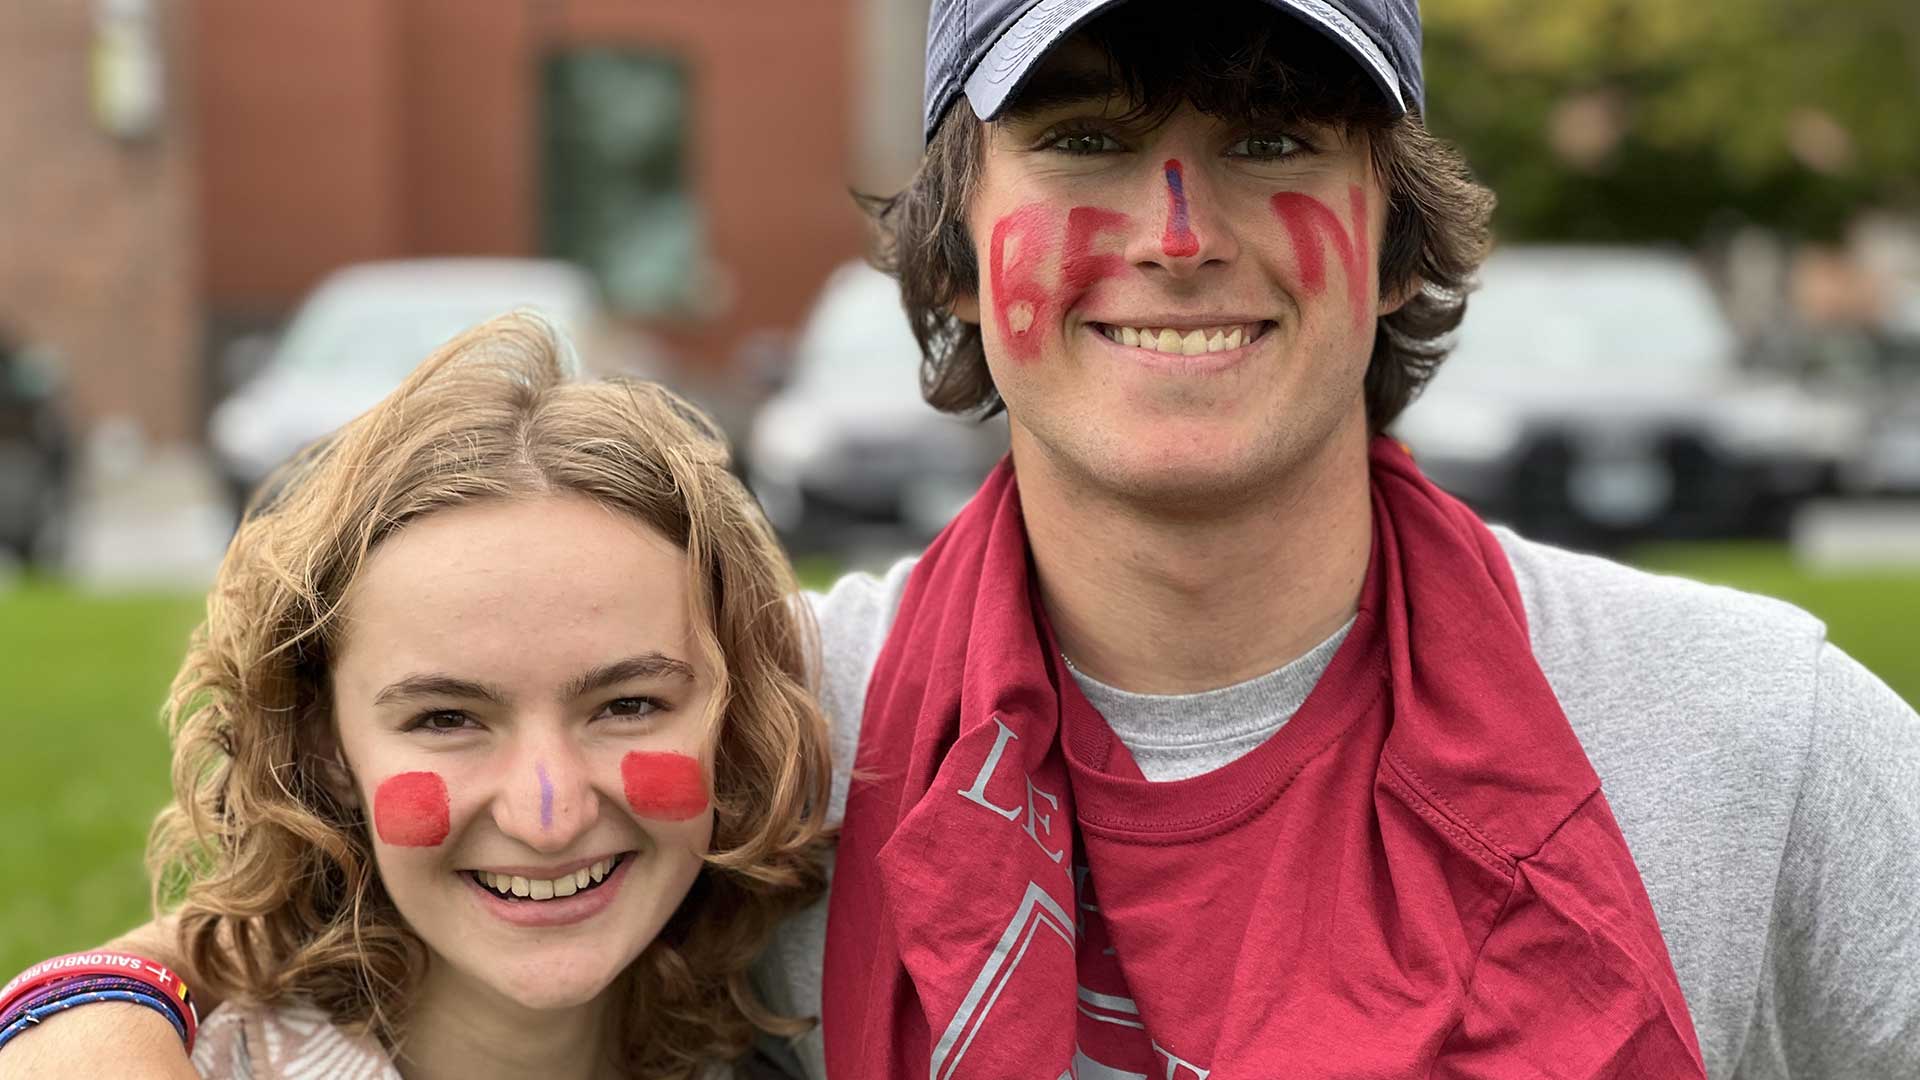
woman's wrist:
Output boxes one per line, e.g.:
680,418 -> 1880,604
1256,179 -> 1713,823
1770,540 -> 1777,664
0,952 -> 198,1056
0,1002 -> 198,1080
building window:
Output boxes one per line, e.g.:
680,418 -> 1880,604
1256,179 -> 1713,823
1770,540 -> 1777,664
542,50 -> 698,316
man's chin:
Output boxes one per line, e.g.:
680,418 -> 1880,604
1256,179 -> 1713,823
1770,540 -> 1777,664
1046,438 -> 1285,513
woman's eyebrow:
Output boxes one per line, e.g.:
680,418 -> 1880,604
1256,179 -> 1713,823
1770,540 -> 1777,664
373,674 -> 508,706
564,654 -> 697,698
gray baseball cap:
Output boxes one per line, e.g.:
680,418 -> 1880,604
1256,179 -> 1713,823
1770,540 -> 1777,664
923,0 -> 1424,142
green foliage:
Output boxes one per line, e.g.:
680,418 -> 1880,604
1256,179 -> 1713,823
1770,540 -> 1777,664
1423,0 -> 1920,242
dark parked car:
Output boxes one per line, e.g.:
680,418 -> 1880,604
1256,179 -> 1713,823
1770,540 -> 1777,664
1768,326 -> 1920,496
0,334 -> 72,565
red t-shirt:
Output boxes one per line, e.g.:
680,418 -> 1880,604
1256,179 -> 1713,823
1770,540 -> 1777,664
1061,599 -> 1697,1077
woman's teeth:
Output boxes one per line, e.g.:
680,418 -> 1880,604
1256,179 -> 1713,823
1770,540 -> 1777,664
1100,323 -> 1261,355
472,856 -> 621,902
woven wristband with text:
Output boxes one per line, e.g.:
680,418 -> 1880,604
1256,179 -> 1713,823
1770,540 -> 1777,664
0,952 -> 198,1052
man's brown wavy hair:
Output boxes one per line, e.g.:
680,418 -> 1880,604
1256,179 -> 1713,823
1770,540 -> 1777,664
866,0 -> 1496,432
147,313 -> 834,1078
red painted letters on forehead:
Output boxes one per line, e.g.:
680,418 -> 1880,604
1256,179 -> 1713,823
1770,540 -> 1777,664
374,771 -> 450,847
620,751 -> 709,821
1269,184 -> 1373,328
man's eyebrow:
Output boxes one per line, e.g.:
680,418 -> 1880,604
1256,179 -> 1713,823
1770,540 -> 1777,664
1000,66 -> 1130,121
563,653 -> 697,699
374,675 -> 509,707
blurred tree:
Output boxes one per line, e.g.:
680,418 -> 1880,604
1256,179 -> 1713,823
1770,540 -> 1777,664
1424,0 -> 1920,243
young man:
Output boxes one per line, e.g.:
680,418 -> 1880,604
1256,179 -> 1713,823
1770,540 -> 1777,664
5,1 -> 1916,1078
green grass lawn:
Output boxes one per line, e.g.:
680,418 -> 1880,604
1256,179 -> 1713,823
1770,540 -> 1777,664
0,582 -> 201,978
1,544 -> 1912,980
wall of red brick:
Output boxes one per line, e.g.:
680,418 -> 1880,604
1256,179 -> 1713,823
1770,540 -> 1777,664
191,0 -> 410,311
0,1 -> 201,443
194,0 -> 868,370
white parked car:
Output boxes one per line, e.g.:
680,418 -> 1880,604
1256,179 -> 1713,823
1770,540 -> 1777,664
1393,246 -> 1863,545
210,259 -> 664,504
746,261 -> 1007,549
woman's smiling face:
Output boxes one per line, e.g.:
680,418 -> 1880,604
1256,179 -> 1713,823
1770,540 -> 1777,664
328,492 -> 716,1013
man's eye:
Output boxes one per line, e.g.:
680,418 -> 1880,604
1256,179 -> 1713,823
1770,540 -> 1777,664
1050,131 -> 1123,155
597,697 -> 664,721
1227,134 -> 1304,160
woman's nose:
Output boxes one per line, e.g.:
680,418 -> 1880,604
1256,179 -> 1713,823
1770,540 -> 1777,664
492,741 -> 600,852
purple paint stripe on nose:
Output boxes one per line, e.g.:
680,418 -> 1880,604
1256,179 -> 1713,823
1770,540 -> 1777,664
537,762 -> 553,830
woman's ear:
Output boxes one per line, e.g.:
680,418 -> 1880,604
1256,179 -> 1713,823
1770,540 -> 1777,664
951,290 -> 982,325
312,726 -> 361,809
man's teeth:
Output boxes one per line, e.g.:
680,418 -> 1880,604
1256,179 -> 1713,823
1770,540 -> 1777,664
475,857 -> 618,902
1102,324 -> 1257,355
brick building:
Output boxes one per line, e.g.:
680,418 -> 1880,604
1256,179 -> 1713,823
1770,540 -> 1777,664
0,0 -> 201,444
192,0 -> 895,380
3,0 -> 928,451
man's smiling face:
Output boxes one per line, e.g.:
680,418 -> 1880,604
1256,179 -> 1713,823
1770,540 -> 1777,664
954,34 -> 1400,507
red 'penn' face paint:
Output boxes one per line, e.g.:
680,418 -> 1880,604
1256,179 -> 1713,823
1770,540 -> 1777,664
988,207 -> 1055,363
987,203 -> 1133,364
1269,184 -> 1372,328
1161,159 -> 1199,258
374,771 -> 450,847
620,751 -> 709,821
1062,206 -> 1130,294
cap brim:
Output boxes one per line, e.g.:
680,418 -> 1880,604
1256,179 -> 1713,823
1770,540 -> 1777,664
962,0 -> 1407,124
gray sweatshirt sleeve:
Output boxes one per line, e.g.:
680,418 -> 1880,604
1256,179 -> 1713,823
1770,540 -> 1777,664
755,558 -> 917,1080
1738,644 -> 1920,1077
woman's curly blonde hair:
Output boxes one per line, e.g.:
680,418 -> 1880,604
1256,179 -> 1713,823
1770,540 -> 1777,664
146,312 -> 835,1078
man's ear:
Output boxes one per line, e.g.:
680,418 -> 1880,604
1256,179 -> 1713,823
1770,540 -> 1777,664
1379,274 -> 1424,318
951,290 -> 982,325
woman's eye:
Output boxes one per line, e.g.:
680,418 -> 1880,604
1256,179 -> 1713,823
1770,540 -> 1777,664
1228,134 -> 1304,160
1050,131 -> 1123,155
412,710 -> 475,734
597,697 -> 663,721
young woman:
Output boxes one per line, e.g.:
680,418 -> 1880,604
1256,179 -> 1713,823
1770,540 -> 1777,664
144,313 -> 834,1079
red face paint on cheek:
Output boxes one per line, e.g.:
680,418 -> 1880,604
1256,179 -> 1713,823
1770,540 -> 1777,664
620,751 -> 709,821
1269,184 -> 1372,328
988,206 -> 1056,363
1161,160 -> 1199,258
1062,206 -> 1130,295
373,771 -> 450,847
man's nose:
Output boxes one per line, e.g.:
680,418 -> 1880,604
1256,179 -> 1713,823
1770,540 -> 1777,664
491,737 -> 600,852
1133,155 -> 1240,276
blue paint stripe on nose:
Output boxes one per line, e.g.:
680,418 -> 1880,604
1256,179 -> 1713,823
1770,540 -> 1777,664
537,762 -> 554,830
